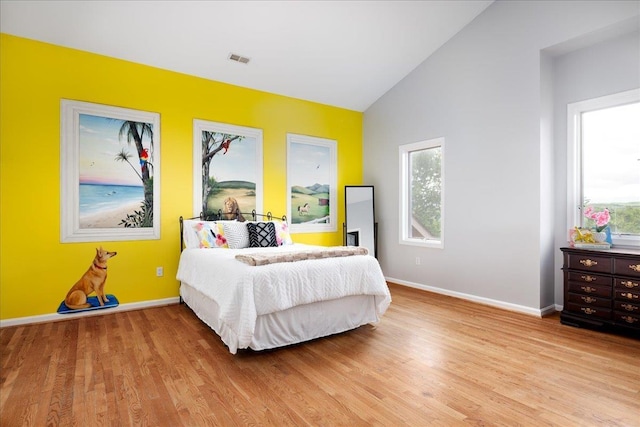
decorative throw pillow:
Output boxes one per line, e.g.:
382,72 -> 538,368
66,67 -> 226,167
247,222 -> 278,247
192,222 -> 228,249
223,221 -> 250,249
271,220 -> 293,246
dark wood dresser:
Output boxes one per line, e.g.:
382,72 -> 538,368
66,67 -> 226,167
561,247 -> 640,337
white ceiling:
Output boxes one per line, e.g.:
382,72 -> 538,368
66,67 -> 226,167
0,0 -> 493,111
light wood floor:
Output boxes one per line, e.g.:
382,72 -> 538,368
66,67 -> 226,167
1,283 -> 639,426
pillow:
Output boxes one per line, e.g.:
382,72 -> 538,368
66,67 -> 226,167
271,220 -> 293,246
247,222 -> 278,247
223,221 -> 250,249
182,219 -> 201,249
192,221 -> 228,249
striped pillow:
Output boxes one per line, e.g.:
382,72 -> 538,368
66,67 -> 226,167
222,222 -> 250,249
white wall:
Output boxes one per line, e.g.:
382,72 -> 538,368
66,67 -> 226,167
551,28 -> 640,305
363,0 -> 639,312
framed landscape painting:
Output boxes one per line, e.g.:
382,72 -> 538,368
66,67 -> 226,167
287,133 -> 337,233
60,100 -> 160,242
193,120 -> 263,220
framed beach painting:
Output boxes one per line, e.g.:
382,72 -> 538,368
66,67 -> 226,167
60,100 -> 160,242
193,120 -> 263,220
287,133 -> 337,233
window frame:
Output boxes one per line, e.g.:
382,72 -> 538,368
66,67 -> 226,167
399,137 -> 445,249
566,88 -> 640,248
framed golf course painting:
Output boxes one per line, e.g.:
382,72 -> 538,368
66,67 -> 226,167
287,133 -> 337,233
60,100 -> 161,243
193,120 -> 263,220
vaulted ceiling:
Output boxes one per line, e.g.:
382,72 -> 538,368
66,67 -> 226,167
0,1 -> 493,111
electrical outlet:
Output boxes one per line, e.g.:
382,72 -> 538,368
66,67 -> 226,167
156,266 -> 164,277
415,257 -> 421,265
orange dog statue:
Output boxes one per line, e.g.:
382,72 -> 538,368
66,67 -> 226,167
64,247 -> 117,310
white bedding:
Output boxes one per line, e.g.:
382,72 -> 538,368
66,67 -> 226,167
176,244 -> 391,353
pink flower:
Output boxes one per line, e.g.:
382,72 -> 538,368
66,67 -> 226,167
594,210 -> 610,227
583,207 -> 610,231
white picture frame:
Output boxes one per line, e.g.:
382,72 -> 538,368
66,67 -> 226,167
193,120 -> 263,219
60,100 -> 160,242
287,133 -> 337,233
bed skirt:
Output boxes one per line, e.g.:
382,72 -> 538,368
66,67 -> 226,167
180,282 -> 379,353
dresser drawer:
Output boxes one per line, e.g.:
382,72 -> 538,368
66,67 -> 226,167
615,290 -> 640,301
566,303 -> 611,320
614,300 -> 640,313
613,311 -> 640,328
615,278 -> 640,291
567,272 -> 612,287
614,259 -> 640,278
567,253 -> 612,274
567,282 -> 611,298
567,292 -> 610,308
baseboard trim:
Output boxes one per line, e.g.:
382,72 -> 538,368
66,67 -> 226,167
386,277 -> 556,318
540,304 -> 558,317
0,297 -> 181,328
2,284 -> 559,328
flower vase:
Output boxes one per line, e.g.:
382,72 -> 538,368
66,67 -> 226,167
593,226 -> 612,245
593,230 -> 607,243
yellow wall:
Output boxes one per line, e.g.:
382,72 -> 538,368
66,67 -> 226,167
0,34 -> 363,320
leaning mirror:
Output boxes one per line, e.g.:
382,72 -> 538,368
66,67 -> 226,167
345,186 -> 376,257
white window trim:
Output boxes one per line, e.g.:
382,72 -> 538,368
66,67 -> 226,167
399,137 -> 445,249
566,88 -> 640,248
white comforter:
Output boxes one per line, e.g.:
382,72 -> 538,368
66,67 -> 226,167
176,244 -> 391,352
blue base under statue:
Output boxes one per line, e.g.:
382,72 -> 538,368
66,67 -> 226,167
57,294 -> 119,314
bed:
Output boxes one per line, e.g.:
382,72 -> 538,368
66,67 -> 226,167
176,212 -> 391,354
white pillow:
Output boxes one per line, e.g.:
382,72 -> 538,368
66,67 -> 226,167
181,219 -> 200,249
223,222 -> 250,249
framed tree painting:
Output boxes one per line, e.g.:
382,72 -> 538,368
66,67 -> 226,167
60,100 -> 160,242
287,133 -> 337,233
193,120 -> 263,220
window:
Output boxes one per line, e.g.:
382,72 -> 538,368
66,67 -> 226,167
567,88 -> 640,247
399,137 -> 444,248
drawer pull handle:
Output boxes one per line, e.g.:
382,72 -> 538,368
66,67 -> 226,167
580,286 -> 596,293
621,304 -> 637,312
621,281 -> 639,289
581,296 -> 596,304
630,264 -> 640,272
622,293 -> 638,300
581,307 -> 596,315
580,259 -> 598,267
581,275 -> 597,282
621,316 -> 638,324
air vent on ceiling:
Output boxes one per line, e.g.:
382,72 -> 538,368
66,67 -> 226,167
228,53 -> 250,64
